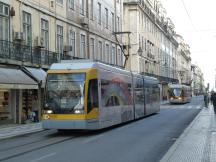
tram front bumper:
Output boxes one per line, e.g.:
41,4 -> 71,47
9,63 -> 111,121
42,119 -> 99,130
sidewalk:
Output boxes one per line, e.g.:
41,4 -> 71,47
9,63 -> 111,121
160,105 -> 216,162
0,122 -> 43,140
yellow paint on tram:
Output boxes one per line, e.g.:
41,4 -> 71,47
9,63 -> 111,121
44,68 -> 99,120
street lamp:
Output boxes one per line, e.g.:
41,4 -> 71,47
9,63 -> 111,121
137,47 -> 143,56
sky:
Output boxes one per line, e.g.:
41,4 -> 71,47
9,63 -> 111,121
161,0 -> 216,90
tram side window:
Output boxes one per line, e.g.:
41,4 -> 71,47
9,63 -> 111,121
87,79 -> 98,113
152,86 -> 159,101
134,79 -> 144,104
145,88 -> 151,104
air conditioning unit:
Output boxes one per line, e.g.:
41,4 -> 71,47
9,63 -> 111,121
64,45 -> 73,52
14,32 -> 24,41
80,17 -> 88,26
34,36 -> 44,48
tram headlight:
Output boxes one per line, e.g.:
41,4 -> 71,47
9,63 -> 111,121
43,110 -> 53,114
170,97 -> 174,100
74,109 -> 84,114
47,110 -> 53,114
178,97 -> 182,100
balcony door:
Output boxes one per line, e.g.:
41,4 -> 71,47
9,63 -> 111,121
0,3 -> 9,41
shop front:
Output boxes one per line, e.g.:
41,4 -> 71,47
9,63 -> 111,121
0,89 -> 11,123
0,66 -> 38,124
22,67 -> 47,122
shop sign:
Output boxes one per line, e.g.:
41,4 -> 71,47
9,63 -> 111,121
0,84 -> 38,89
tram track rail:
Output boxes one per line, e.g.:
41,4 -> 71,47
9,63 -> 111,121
0,131 -> 77,161
0,130 -> 50,152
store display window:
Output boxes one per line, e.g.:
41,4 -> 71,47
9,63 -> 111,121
0,90 -> 10,120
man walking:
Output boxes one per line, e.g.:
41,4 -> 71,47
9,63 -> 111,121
204,92 -> 209,107
210,92 -> 216,114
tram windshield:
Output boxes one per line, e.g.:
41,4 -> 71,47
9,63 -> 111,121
172,88 -> 182,97
45,73 -> 85,114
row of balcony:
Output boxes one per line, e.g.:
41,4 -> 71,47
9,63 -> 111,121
0,40 -> 80,68
0,40 -> 124,69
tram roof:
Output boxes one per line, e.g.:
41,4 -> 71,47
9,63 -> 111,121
49,60 -> 159,82
50,59 -> 130,74
168,84 -> 190,88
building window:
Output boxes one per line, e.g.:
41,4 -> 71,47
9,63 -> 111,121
80,34 -> 86,58
0,3 -> 9,40
111,12 -> 114,32
90,38 -> 95,59
105,44 -> 109,63
98,41 -> 102,60
23,11 -> 32,45
145,38 -> 147,51
117,48 -> 121,66
90,0 -> 94,20
105,8 -> 108,29
56,25 -> 63,55
116,16 -> 120,32
41,19 -> 49,50
80,0 -> 85,15
112,46 -> 116,64
56,0 -> 63,5
98,3 -> 101,25
69,30 -> 75,56
68,0 -> 74,10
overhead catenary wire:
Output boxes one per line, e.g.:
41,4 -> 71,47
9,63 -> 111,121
180,0 -> 197,32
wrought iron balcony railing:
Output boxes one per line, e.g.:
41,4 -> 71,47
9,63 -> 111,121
0,40 -> 80,67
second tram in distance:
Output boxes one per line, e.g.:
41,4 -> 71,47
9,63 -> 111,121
42,60 -> 160,130
168,84 -> 192,104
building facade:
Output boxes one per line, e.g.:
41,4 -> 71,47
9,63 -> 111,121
175,34 -> 192,85
0,0 -> 124,124
191,64 -> 205,96
123,0 -> 178,100
65,0 -> 124,66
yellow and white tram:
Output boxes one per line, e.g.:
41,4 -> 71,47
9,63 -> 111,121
168,84 -> 192,104
42,60 -> 160,130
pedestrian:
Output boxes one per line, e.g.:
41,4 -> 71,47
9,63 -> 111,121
210,91 -> 214,104
204,92 -> 209,107
32,95 -> 39,122
210,92 -> 216,114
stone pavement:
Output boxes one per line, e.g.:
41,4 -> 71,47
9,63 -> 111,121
0,122 -> 43,140
160,105 -> 216,162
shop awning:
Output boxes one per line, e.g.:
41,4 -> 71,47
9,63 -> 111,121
0,66 -> 38,89
24,67 -> 47,88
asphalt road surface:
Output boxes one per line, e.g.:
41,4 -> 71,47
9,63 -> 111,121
0,96 -> 204,162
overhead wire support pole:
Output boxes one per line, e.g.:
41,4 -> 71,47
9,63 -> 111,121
113,31 -> 131,68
